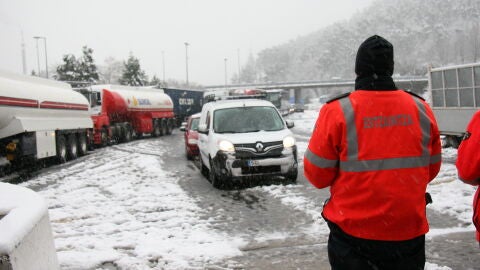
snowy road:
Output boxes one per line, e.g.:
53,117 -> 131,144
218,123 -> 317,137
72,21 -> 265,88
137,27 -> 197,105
8,110 -> 479,270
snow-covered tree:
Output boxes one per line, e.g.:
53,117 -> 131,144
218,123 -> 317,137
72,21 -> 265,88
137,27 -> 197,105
119,54 -> 148,86
56,54 -> 79,81
55,46 -> 99,83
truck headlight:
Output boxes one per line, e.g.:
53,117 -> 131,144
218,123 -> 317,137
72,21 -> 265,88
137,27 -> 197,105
283,136 -> 295,148
218,140 -> 235,152
188,138 -> 198,145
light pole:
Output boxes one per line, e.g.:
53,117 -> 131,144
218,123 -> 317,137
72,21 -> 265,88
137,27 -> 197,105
162,50 -> 165,83
224,58 -> 228,88
33,36 -> 48,78
184,42 -> 189,86
33,37 -> 41,76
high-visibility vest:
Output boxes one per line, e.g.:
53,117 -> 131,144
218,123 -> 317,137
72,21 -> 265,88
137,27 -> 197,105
456,110 -> 480,242
304,90 -> 442,241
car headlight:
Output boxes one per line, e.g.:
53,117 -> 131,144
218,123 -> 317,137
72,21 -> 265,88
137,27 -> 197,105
218,140 -> 235,152
188,138 -> 198,145
283,136 -> 296,148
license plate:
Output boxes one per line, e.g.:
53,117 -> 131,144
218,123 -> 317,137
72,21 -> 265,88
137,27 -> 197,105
247,160 -> 259,166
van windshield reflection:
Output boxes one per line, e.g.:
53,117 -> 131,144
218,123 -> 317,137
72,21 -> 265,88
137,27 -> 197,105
213,106 -> 284,133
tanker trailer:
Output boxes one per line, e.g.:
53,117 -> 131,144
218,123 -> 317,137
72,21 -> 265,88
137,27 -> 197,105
0,70 -> 93,171
89,85 -> 174,146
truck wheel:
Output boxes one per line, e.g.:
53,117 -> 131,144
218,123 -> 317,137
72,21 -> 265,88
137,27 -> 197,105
161,119 -> 168,136
125,124 -> 133,142
100,128 -> 109,147
56,135 -> 67,163
153,120 -> 161,137
67,133 -> 78,160
166,119 -> 173,135
77,133 -> 88,156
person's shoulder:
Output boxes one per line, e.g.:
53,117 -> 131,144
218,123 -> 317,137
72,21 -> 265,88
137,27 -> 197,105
326,92 -> 351,104
402,90 -> 425,101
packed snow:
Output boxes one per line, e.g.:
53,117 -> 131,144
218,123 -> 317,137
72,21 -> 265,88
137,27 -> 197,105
8,109 -> 476,270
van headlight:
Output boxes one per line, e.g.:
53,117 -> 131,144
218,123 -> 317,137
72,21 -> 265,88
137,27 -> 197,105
283,136 -> 296,148
218,140 -> 235,152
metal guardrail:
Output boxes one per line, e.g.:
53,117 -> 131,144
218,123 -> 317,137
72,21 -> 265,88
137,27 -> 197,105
205,76 -> 428,90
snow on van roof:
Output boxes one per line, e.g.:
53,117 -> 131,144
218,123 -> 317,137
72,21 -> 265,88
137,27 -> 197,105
205,99 -> 275,110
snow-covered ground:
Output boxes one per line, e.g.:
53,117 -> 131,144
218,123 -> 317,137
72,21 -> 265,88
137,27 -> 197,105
14,109 -> 477,270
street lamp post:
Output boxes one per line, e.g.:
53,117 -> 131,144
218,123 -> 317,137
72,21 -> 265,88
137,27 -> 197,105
34,37 -> 41,76
33,36 -> 48,78
162,50 -> 165,83
184,42 -> 189,86
224,58 -> 228,88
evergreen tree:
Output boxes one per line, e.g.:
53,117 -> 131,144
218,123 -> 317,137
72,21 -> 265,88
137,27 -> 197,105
149,75 -> 161,86
55,46 -> 99,83
119,54 -> 148,86
56,54 -> 79,81
77,46 -> 99,82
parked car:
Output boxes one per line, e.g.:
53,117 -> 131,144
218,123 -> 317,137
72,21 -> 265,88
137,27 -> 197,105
180,113 -> 201,160
197,99 -> 298,189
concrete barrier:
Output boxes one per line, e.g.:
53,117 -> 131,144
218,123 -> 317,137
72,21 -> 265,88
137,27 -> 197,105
0,183 -> 59,270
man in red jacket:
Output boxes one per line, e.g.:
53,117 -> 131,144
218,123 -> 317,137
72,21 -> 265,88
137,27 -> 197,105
304,35 -> 442,269
456,111 -> 480,246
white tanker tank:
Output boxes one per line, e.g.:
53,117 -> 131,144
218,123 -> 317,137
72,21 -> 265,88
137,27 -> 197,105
0,70 -> 93,169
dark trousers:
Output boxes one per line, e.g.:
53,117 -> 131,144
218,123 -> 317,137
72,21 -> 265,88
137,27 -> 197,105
327,221 -> 425,270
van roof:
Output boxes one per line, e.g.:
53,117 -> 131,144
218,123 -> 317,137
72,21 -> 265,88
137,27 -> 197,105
205,99 -> 275,110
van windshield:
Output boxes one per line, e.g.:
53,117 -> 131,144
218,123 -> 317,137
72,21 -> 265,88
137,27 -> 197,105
213,106 -> 284,133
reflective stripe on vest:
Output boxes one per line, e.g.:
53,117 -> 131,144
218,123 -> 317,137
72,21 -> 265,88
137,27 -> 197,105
306,95 -> 439,172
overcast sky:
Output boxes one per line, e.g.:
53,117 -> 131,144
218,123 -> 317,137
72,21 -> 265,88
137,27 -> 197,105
0,0 -> 374,85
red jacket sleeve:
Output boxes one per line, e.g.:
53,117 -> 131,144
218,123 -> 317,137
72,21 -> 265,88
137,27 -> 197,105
304,102 -> 343,189
456,111 -> 480,185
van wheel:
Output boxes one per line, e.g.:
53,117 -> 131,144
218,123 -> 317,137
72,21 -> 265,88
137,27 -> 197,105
284,169 -> 298,184
77,133 -> 88,156
67,133 -> 78,160
209,160 -> 224,189
200,157 -> 209,177
56,135 -> 67,163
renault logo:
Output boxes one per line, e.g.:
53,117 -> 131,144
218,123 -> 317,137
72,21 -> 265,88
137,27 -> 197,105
255,142 -> 264,152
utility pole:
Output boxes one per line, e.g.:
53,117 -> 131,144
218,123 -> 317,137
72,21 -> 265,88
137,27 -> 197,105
21,31 -> 27,75
224,58 -> 228,88
33,36 -> 48,78
34,37 -> 41,76
162,50 -> 166,83
184,42 -> 189,86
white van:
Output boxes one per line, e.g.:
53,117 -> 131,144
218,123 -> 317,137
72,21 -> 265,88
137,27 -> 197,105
197,99 -> 298,189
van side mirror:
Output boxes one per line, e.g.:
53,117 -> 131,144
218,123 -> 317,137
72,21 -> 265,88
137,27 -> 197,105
286,120 -> 294,129
198,124 -> 209,134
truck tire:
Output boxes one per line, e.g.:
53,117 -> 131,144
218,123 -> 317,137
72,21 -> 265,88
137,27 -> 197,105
124,124 -> 133,142
100,127 -> 109,147
166,119 -> 173,135
56,135 -> 67,163
67,133 -> 78,160
77,133 -> 88,156
161,119 -> 168,136
153,120 -> 161,137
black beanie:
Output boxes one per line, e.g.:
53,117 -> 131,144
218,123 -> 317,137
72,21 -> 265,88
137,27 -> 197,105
355,35 -> 394,77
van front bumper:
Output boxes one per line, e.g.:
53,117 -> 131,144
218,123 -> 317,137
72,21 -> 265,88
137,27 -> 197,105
212,146 -> 297,179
